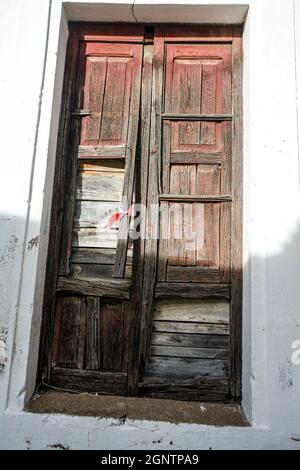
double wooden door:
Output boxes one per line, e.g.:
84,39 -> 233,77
40,24 -> 243,402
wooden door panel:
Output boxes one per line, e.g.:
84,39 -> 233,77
72,159 -> 133,280
158,40 -> 232,283
52,295 -> 86,369
80,43 -> 141,150
76,160 -> 124,201
52,296 -> 128,373
169,164 -> 221,195
139,26 -> 241,402
100,300 -> 128,372
165,44 -> 231,115
43,25 -> 144,396
41,24 -> 242,403
170,121 -> 223,155
159,201 -> 230,280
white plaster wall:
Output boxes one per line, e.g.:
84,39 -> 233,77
0,0 -> 300,449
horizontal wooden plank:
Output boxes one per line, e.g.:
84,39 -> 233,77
151,332 -> 228,349
159,194 -> 232,202
76,23 -> 145,43
151,345 -> 228,359
162,114 -> 232,121
73,228 -> 135,250
71,248 -> 132,265
156,24 -> 237,40
167,267 -> 220,283
73,227 -> 118,248
170,153 -> 222,165
145,356 -> 229,379
71,262 -> 132,280
153,320 -> 229,335
51,368 -> 127,394
78,145 -> 126,159
56,277 -> 130,299
138,377 -> 230,402
73,200 -> 120,228
153,300 -> 230,323
76,169 -> 124,201
155,283 -> 231,300
78,160 -> 125,172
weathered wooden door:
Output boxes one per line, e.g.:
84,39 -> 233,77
40,24 -> 242,402
138,27 -> 242,402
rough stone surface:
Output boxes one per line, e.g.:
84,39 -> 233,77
27,391 -> 249,427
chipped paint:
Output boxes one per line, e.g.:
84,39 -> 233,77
0,338 -> 7,371
27,235 -> 39,251
278,360 -> 294,390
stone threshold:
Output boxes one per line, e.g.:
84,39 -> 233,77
26,390 -> 249,427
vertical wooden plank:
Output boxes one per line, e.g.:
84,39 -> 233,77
196,166 -> 220,268
221,43 -> 233,195
127,43 -> 154,395
39,25 -> 80,382
52,295 -> 86,369
139,33 -> 164,366
157,119 -> 171,281
201,64 -> 216,144
220,122 -> 232,285
220,202 -> 231,283
100,301 -> 124,372
231,29 -> 243,402
113,47 -> 143,278
100,60 -> 128,141
157,201 -> 169,280
168,166 -> 197,266
177,62 -> 202,145
220,44 -> 233,283
85,296 -> 101,370
162,120 -> 171,194
59,40 -> 87,276
81,58 -> 107,143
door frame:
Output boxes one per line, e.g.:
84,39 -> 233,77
38,23 -> 243,403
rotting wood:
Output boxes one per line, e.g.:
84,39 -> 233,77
138,377 -> 230,402
139,34 -> 164,366
78,145 -> 126,159
51,368 -> 127,394
152,320 -> 229,335
151,345 -> 229,360
126,43 -> 154,395
71,248 -> 132,265
70,262 -> 132,280
145,356 -> 229,379
153,299 -> 230,323
151,332 -> 229,349
57,276 -> 130,299
113,45 -> 143,278
155,283 -> 231,300
86,296 -> 101,370
230,29 -> 243,402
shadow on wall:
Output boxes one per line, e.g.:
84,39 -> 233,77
0,214 -> 41,378
243,218 -> 300,430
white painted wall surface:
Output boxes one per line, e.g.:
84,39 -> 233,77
0,0 -> 300,449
